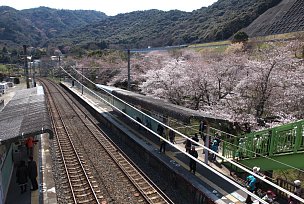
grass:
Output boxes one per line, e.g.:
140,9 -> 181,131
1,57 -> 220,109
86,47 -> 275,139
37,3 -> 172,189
188,40 -> 231,48
0,64 -> 9,74
252,31 -> 304,42
188,41 -> 230,53
187,31 -> 304,53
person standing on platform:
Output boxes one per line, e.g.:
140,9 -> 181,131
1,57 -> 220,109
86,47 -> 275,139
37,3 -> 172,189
191,133 -> 199,146
252,166 -> 263,192
169,129 -> 176,144
25,136 -> 38,156
199,120 -> 206,140
135,116 -> 142,130
157,124 -> 164,137
183,138 -> 192,153
245,174 -> 257,204
289,180 -> 304,204
214,132 -> 221,146
158,124 -> 167,153
28,156 -> 38,191
159,133 -> 168,153
262,190 -> 276,203
189,146 -> 198,174
210,139 -> 219,162
237,138 -> 246,160
16,161 -> 28,193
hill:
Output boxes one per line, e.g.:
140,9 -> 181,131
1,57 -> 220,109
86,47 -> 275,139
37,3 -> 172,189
1,0 -> 302,50
0,6 -> 107,47
56,0 -> 283,49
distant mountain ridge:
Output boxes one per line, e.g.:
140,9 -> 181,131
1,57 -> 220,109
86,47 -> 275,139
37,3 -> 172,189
0,6 -> 107,47
1,0 -> 303,50
57,0 -> 283,49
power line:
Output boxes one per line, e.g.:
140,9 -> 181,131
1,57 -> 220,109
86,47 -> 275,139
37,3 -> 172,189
62,65 -> 304,204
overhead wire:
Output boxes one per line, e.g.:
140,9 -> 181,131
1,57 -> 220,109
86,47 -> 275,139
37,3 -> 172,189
68,65 -> 304,173
65,65 -> 304,203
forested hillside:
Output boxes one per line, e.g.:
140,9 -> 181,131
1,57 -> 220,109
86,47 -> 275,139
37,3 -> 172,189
56,0 -> 283,49
0,0 -> 283,50
0,6 -> 107,47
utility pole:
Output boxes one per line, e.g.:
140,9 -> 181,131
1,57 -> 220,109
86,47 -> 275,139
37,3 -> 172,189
32,61 -> 36,87
58,55 -> 61,81
81,67 -> 84,94
127,49 -> 131,91
23,45 -> 30,89
204,124 -> 210,165
30,62 -> 36,87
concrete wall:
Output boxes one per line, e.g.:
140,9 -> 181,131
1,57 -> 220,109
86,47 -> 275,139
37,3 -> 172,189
1,144 -> 13,203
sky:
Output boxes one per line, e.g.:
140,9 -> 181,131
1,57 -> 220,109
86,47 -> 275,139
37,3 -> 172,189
1,0 -> 218,16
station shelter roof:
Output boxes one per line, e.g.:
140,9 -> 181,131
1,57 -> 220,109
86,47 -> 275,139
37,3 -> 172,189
112,88 -> 229,125
0,86 -> 53,144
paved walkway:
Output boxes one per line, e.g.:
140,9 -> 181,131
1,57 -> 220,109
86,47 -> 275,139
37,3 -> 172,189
5,141 -> 38,204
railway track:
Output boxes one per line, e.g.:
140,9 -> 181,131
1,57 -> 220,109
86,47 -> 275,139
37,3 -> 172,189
40,78 -> 173,204
43,80 -> 104,204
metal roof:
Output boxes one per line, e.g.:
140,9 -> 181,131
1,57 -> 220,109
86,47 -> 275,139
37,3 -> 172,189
0,86 -> 53,143
112,88 -> 229,124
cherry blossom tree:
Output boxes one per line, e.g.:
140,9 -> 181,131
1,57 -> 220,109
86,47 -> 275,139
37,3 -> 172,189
239,42 -> 303,122
70,40 -> 304,128
139,41 -> 304,127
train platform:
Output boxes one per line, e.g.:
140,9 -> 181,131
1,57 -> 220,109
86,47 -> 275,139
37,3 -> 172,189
0,82 -> 56,204
61,81 -> 254,204
4,134 -> 56,204
5,138 -> 39,204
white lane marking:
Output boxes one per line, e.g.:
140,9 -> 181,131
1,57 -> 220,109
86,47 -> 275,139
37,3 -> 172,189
231,192 -> 246,202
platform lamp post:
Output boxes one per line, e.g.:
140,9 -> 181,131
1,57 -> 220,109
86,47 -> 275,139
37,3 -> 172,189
23,45 -> 30,89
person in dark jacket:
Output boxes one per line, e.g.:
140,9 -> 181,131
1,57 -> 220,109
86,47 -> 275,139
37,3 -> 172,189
183,138 -> 192,153
191,133 -> 199,146
28,156 -> 38,191
157,124 -> 164,136
16,160 -> 28,193
199,120 -> 206,140
189,146 -> 198,174
169,129 -> 176,144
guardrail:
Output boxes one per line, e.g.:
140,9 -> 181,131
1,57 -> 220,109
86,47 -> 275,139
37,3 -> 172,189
226,120 -> 304,160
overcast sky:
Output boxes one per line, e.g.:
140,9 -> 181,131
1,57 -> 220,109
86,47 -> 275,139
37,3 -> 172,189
1,0 -> 218,16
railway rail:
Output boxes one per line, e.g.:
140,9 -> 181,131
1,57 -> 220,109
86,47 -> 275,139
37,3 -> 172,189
42,79 -> 104,204
40,78 -> 173,204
